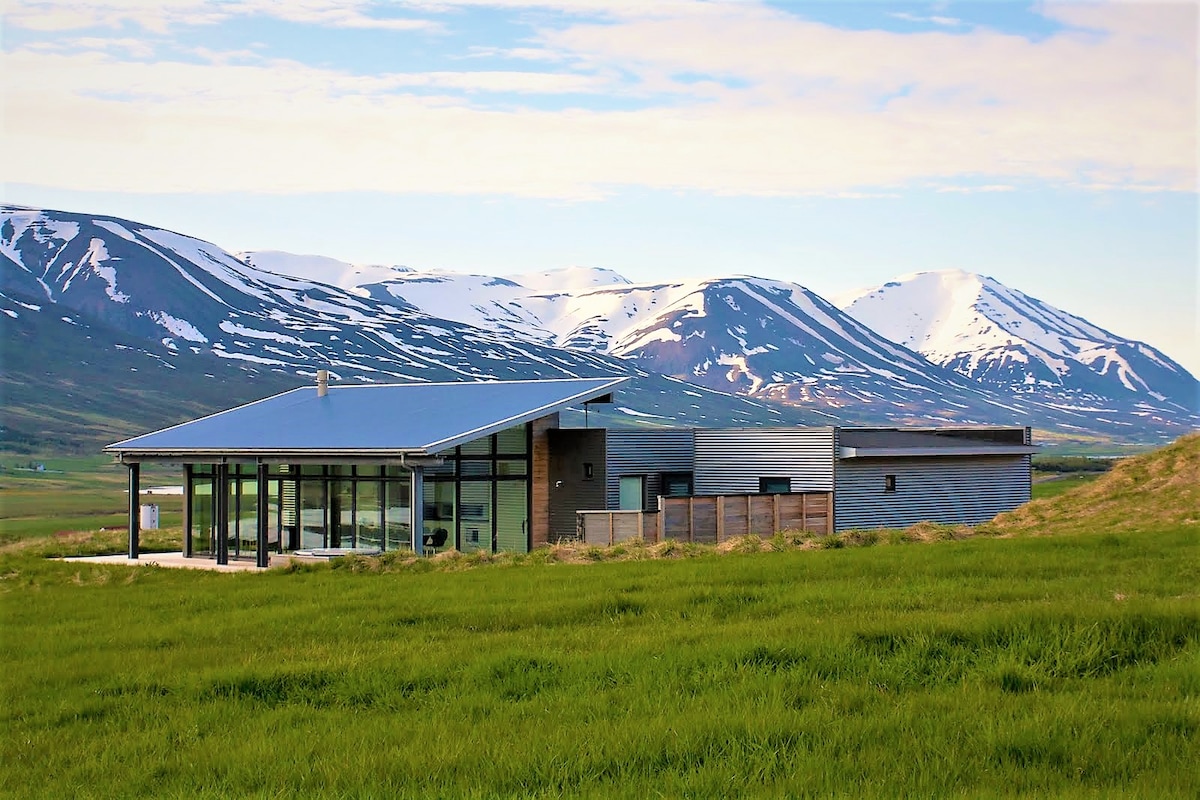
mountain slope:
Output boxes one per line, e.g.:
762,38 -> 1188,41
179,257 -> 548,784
837,270 -> 1198,416
0,206 -> 843,450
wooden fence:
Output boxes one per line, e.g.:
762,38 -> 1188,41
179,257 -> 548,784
576,492 -> 832,546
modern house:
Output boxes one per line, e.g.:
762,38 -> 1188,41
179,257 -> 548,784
106,376 -> 1036,566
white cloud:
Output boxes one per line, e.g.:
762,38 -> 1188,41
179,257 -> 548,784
889,12 -> 962,27
4,0 -> 440,33
1,1 -> 1194,199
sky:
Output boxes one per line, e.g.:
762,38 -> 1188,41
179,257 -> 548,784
3,0 -> 1198,373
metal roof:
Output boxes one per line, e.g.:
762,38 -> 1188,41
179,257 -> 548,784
838,428 -> 1038,459
106,377 -> 627,460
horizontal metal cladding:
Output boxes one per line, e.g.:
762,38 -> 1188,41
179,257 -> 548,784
833,455 -> 1032,532
693,428 -> 836,495
605,429 -> 695,509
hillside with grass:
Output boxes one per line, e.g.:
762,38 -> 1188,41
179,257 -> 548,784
992,432 -> 1199,535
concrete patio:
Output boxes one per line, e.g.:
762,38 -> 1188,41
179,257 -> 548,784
57,552 -> 315,572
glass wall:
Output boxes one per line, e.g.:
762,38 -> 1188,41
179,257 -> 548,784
190,466 -> 214,556
182,421 -> 533,558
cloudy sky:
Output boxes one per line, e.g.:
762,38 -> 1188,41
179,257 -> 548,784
4,1 -> 1197,371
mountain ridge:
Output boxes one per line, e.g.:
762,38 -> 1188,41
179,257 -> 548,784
3,205 -> 1196,451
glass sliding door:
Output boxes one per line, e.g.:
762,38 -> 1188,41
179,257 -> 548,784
300,478 -> 327,548
230,472 -> 257,561
459,482 -> 492,552
495,481 -> 527,553
356,477 -> 382,549
189,469 -> 214,557
424,480 -> 455,551
384,470 -> 411,551
330,477 -> 354,548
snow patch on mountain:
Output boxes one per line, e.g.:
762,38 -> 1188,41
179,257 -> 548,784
239,251 -> 413,291
838,269 -> 1195,407
506,266 -> 632,293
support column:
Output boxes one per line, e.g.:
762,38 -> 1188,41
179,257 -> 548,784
410,465 -> 425,556
256,462 -> 270,568
127,462 -> 140,560
216,463 -> 230,565
182,465 -> 193,558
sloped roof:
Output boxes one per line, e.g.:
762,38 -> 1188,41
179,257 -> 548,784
838,428 -> 1037,458
106,377 -> 627,459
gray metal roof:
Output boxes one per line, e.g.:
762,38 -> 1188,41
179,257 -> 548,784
106,377 -> 627,459
839,428 -> 1037,458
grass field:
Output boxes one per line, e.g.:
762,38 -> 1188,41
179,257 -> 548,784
1,437 -> 1197,798
1032,473 -> 1102,500
0,455 -> 182,545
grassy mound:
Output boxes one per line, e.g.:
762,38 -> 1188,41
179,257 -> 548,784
992,431 -> 1199,535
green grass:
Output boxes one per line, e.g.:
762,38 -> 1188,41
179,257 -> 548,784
1032,473 -> 1102,501
2,528 -> 1198,799
2,441 -> 1197,797
0,454 -> 182,545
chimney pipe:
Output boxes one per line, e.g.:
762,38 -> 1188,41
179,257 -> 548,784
316,369 -> 329,397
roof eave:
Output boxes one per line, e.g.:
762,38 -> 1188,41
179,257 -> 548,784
839,445 -> 1040,459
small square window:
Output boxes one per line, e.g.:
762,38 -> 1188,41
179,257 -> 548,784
884,475 -> 897,493
661,472 -> 693,497
759,477 -> 790,494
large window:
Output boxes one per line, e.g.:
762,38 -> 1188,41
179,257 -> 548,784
182,422 -> 533,558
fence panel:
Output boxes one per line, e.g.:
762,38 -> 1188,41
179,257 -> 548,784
578,492 -> 831,547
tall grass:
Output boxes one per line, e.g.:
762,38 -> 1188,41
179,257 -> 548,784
3,528 -> 1197,798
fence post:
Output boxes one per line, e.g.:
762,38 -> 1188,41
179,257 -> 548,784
772,494 -> 780,535
826,493 -> 833,535
800,493 -> 807,532
716,496 -> 725,543
687,496 -> 694,543
746,495 -> 752,536
608,513 -> 614,546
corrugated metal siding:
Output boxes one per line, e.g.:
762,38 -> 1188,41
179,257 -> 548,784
605,429 -> 695,510
833,455 -> 1031,531
693,428 -> 835,495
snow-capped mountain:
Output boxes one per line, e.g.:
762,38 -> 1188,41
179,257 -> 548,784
838,270 -> 1197,414
3,205 -> 1195,450
274,257 -> 1005,417
255,253 -> 1197,433
0,205 -> 853,449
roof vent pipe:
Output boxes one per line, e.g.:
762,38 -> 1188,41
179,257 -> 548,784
316,369 -> 329,397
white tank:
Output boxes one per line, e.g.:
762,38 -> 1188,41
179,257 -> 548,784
139,504 -> 160,530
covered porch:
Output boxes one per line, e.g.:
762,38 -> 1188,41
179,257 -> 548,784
107,376 -> 625,567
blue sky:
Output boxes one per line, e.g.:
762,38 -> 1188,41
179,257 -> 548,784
4,1 -> 1197,372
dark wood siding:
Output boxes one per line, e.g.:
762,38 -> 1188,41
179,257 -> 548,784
548,428 -> 607,542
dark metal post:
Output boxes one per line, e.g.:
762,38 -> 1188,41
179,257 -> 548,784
216,463 -> 229,565
256,462 -> 270,568
127,462 -> 140,560
182,464 -> 193,558
410,465 -> 424,555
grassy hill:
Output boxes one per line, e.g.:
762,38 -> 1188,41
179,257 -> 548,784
991,432 -> 1199,535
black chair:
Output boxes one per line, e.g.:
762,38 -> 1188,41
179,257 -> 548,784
422,528 -> 449,553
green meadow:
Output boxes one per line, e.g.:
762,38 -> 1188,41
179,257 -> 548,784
1,438 -> 1197,798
